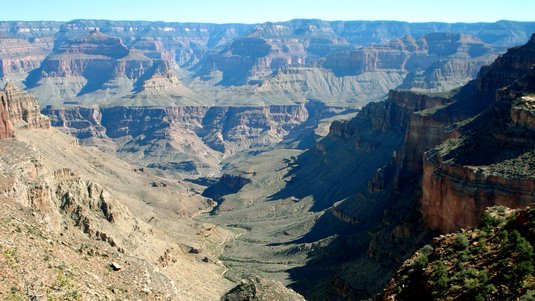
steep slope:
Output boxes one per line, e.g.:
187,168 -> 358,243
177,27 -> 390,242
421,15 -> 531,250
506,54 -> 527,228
302,34 -> 535,299
324,33 -> 495,91
421,35 -> 535,233
28,29 -> 181,101
381,206 -> 534,301
0,82 -> 50,139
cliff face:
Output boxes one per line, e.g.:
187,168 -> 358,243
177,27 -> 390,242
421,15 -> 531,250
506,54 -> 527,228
322,33 -> 498,93
33,30 -> 178,96
266,87 -> 447,299
195,31 -> 498,90
0,82 -> 50,139
1,82 -> 50,129
0,37 -> 53,79
0,93 -> 13,139
421,73 -> 535,233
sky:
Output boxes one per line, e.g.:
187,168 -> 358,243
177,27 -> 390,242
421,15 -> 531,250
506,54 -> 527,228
1,0 -> 534,24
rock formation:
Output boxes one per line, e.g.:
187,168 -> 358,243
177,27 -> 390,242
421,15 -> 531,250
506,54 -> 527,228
416,34 -> 535,233
324,33 -> 495,92
0,37 -> 52,80
222,277 -> 306,301
0,124 -> 233,300
44,102 -> 350,176
0,93 -> 14,139
0,82 -> 49,139
1,82 -> 50,129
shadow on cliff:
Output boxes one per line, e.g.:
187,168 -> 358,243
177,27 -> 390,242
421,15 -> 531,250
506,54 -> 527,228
280,99 -> 359,150
269,103 -> 406,212
280,164 -> 431,299
23,68 -> 42,89
77,64 -> 116,96
271,36 -> 535,299
23,65 -> 115,96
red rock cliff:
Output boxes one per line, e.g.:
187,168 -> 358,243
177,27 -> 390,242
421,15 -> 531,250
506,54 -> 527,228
0,82 -> 50,139
0,93 -> 14,139
420,36 -> 535,233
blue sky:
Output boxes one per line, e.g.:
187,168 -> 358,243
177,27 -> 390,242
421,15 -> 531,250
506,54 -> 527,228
2,0 -> 534,23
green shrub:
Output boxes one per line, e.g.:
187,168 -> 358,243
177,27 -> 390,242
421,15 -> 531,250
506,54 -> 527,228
414,254 -> 429,270
433,262 -> 449,291
519,290 -> 535,301
455,233 -> 470,250
479,211 -> 501,230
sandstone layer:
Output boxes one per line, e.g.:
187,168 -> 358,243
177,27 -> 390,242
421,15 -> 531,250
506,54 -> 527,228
0,82 -> 50,139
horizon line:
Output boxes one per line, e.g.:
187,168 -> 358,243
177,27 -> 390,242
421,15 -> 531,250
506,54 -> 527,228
0,18 -> 534,26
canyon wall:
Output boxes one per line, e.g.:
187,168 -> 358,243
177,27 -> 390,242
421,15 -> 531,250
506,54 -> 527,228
278,34 -> 535,300
0,82 -> 50,139
421,76 -> 535,233
44,102 -> 348,175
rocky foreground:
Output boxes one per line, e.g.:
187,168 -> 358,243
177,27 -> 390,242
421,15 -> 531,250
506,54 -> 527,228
381,206 -> 534,300
0,84 -> 237,300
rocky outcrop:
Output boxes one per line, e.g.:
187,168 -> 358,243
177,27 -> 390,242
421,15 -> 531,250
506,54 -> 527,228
0,82 -> 50,139
422,78 -> 535,233
511,95 -> 535,128
0,140 -> 131,241
54,169 -> 133,248
45,102 -> 334,174
0,124 -> 233,300
0,37 -> 53,79
421,156 -> 535,233
1,82 -> 50,129
419,34 -> 535,233
324,33 -> 496,91
381,206 -> 534,301
45,105 -> 106,139
0,92 -> 14,139
222,277 -> 305,301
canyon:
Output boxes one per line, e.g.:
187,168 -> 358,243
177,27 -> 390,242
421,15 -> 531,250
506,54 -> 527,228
0,18 -> 533,301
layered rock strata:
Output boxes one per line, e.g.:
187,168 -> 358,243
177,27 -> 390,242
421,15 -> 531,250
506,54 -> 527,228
44,102 -> 350,175
0,82 -> 50,139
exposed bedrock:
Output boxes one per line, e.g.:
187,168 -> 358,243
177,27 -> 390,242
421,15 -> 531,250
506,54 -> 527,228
0,82 -> 50,139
